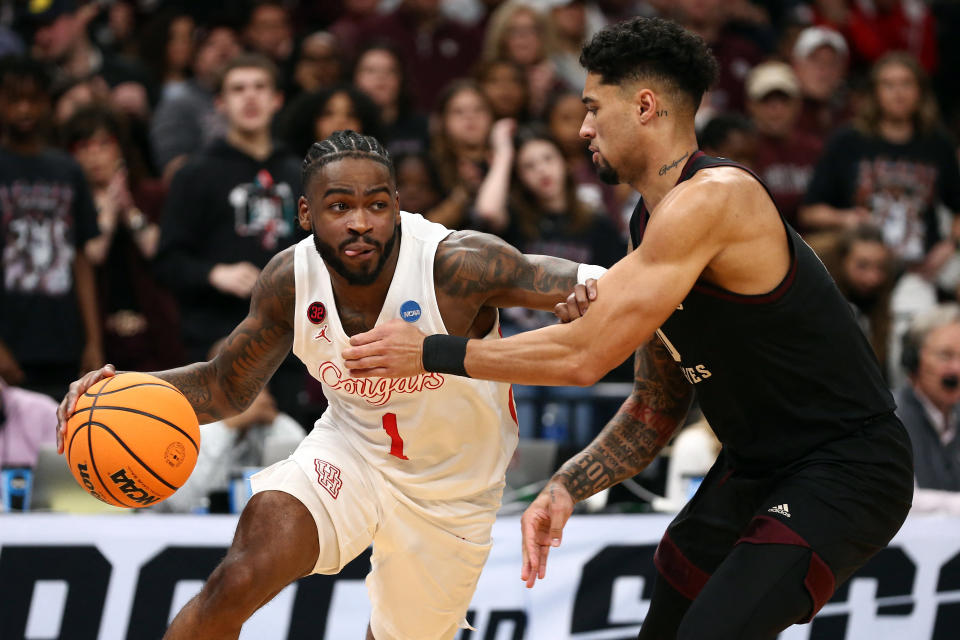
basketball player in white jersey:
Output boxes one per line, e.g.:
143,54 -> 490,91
55,130 -> 605,639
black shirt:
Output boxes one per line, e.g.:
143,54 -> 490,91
0,147 -> 98,365
631,152 -> 895,471
803,126 -> 960,263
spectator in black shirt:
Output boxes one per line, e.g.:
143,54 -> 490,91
801,52 -> 960,278
0,55 -> 102,399
154,53 -> 300,362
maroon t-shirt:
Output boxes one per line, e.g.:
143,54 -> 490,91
752,131 -> 824,230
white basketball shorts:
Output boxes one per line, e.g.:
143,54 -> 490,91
249,423 -> 497,640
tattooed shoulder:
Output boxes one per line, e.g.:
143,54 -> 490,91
434,230 -> 576,301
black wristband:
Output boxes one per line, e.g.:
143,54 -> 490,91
422,334 -> 471,377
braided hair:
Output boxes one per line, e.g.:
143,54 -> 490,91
302,130 -> 395,192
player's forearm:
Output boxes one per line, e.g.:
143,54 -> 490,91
552,393 -> 686,501
153,362 -> 237,424
464,321 -> 611,386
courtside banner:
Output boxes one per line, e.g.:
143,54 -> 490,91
1,513 -> 959,639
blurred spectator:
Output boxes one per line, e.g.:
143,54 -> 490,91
137,8 -> 196,103
426,79 -> 494,228
26,0 -> 152,120
288,31 -> 343,100
329,0 -> 382,59
160,375 -> 304,513
277,86 -> 381,159
545,89 -> 626,232
744,61 -> 823,229
697,112 -> 758,167
545,0 -> 606,93
395,151 -> 443,215
811,224 -> 896,379
154,53 -> 299,362
0,376 -> 58,469
476,58 -> 530,123
483,1 -> 559,117
0,56 -> 102,399
243,1 -> 293,65
800,52 -> 960,279
62,105 -> 184,371
352,41 -> 429,155
667,0 -> 766,114
363,0 -> 485,112
896,304 -> 960,514
92,0 -> 139,60
150,24 -> 241,183
51,72 -> 109,126
791,25 -> 852,140
475,122 -> 623,266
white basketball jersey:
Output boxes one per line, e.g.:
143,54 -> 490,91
292,211 -> 519,502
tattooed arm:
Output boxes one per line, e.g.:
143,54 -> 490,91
520,337 -> 691,587
154,248 -> 295,422
554,337 -> 692,500
434,230 -> 582,311
56,248 -> 295,451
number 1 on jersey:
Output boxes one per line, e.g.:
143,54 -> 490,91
381,413 -> 409,460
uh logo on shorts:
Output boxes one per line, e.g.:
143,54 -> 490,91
314,459 -> 343,499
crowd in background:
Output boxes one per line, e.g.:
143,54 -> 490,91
3,0 -> 960,514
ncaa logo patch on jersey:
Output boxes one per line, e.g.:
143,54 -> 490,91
400,300 -> 422,323
307,301 -> 326,324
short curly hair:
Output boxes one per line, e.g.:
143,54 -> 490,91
579,17 -> 718,111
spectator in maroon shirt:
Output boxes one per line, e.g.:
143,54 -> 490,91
792,25 -> 853,141
745,61 -> 823,230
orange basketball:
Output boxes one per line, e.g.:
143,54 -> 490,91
64,372 -> 200,508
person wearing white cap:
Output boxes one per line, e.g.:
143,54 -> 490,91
791,26 -> 852,139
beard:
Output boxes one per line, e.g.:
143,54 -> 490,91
313,225 -> 399,286
594,153 -> 621,185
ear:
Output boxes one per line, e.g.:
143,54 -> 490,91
297,195 -> 312,231
635,89 -> 657,125
214,94 -> 224,114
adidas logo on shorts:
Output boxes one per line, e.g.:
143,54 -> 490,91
768,503 -> 791,518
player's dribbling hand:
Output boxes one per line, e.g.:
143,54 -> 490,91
56,364 -> 117,455
520,481 -> 574,589
343,319 -> 428,379
554,278 -> 598,323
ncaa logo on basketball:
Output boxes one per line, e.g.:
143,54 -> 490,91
307,301 -> 326,325
110,468 -> 160,506
400,300 -> 421,323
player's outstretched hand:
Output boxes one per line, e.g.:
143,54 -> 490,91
554,278 -> 599,323
521,481 -> 574,588
344,319 -> 428,378
56,364 -> 117,455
